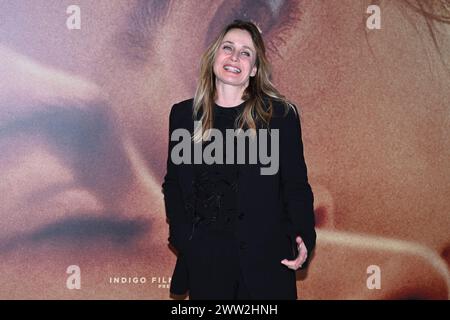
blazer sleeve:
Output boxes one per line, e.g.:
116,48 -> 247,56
279,104 -> 316,268
161,103 -> 192,255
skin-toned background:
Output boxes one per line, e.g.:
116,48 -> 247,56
0,0 -> 448,299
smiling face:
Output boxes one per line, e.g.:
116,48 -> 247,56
213,28 -> 258,89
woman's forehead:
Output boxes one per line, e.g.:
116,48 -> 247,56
223,29 -> 255,49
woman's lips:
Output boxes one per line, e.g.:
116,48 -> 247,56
0,140 -> 102,240
0,134 -> 150,250
223,64 -> 241,74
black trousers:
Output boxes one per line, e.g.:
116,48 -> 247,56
187,227 -> 252,300
189,264 -> 251,300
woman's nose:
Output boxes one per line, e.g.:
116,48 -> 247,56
0,45 -> 103,126
230,50 -> 239,61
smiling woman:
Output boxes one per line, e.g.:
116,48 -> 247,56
163,19 -> 316,300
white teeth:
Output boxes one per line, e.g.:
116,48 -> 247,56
224,66 -> 241,73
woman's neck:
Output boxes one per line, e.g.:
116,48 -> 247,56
215,80 -> 248,107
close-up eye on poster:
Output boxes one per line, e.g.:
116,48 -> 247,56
0,0 -> 448,311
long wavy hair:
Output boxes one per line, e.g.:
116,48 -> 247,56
192,20 -> 295,143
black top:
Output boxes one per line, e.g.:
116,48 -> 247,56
191,101 -> 245,235
164,97 -> 316,296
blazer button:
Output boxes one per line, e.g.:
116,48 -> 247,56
238,212 -> 245,220
239,241 -> 247,250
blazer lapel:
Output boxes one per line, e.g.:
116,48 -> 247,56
178,117 -> 195,209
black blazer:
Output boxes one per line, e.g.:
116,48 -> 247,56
162,97 -> 316,299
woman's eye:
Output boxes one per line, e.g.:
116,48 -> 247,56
206,0 -> 303,57
223,45 -> 232,51
241,51 -> 250,57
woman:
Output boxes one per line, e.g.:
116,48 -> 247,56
162,20 -> 316,300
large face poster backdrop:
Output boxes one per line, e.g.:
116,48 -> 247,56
0,0 -> 449,299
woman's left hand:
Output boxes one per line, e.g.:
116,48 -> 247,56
281,236 -> 308,270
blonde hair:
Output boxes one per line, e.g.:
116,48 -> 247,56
192,20 -> 296,143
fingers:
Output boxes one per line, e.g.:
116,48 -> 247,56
298,241 -> 308,266
281,256 -> 304,270
281,258 -> 300,270
281,251 -> 305,270
296,236 -> 308,264
281,237 -> 308,270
